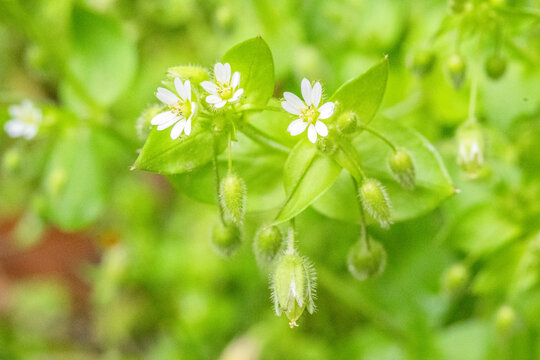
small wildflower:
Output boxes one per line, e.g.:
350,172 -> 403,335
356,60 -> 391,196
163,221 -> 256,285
201,62 -> 244,108
151,78 -> 197,140
282,78 -> 334,144
4,100 -> 42,140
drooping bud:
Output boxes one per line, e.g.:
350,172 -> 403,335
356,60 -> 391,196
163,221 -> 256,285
449,0 -> 467,13
347,238 -> 387,281
253,225 -> 283,265
315,136 -> 337,155
167,65 -> 209,84
485,54 -> 507,80
446,54 -> 466,89
412,50 -> 436,77
272,252 -> 317,328
359,178 -> 393,229
388,148 -> 416,190
441,263 -> 469,296
495,305 -> 518,337
336,111 -> 359,135
219,173 -> 246,224
457,122 -> 485,178
211,221 -> 241,257
136,104 -> 162,141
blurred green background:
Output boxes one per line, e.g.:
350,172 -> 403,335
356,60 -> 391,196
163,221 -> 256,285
0,0 -> 540,359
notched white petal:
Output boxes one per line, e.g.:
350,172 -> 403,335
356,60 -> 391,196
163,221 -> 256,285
318,102 -> 335,119
151,111 -> 176,125
214,100 -> 227,108
287,119 -> 308,136
311,82 -> 322,107
184,80 -> 191,101
315,120 -> 328,136
200,81 -> 218,94
170,119 -> 186,139
231,72 -> 241,89
223,63 -> 232,83
307,123 -> 317,143
156,87 -> 179,105
283,92 -> 305,111
301,78 -> 313,105
206,95 -> 223,104
282,101 -> 301,116
157,116 -> 180,131
174,78 -> 187,100
184,118 -> 192,135
230,88 -> 244,102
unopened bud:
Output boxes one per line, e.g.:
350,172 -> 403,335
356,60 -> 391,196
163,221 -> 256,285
315,136 -> 337,155
136,104 -> 162,141
359,178 -> 393,229
412,50 -> 436,77
347,238 -> 387,281
388,148 -> 416,190
211,221 -> 241,256
485,54 -> 507,80
447,54 -> 466,89
167,65 -> 209,84
219,173 -> 246,224
254,225 -> 283,265
495,305 -> 518,337
441,263 -> 469,296
272,252 -> 316,328
449,0 -> 467,13
457,122 -> 485,178
336,111 -> 358,134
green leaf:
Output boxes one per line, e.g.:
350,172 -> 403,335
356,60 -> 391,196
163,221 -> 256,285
68,6 -> 137,106
42,127 -> 105,231
274,139 -> 342,224
330,57 -> 388,124
313,118 -> 455,223
134,127 -> 226,175
222,37 -> 275,107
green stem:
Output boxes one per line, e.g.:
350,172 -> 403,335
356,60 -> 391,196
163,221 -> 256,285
335,139 -> 366,181
239,121 -> 291,153
358,125 -> 397,152
227,133 -> 233,173
212,135 -> 226,224
351,176 -> 369,249
467,73 -> 478,123
238,104 -> 283,112
286,218 -> 296,254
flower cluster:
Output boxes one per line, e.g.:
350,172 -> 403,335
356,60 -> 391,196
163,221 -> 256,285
4,100 -> 42,140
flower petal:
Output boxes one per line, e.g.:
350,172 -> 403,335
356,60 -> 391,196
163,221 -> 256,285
311,82 -> 322,107
307,123 -> 317,143
223,63 -> 232,83
23,125 -> 38,139
184,80 -> 191,101
206,94 -> 223,104
230,88 -> 244,102
200,81 -> 218,95
315,120 -> 328,137
301,78 -> 312,105
156,87 -> 179,105
231,71 -> 240,89
151,111 -> 176,125
283,92 -> 305,111
214,62 -> 226,83
184,117 -> 192,135
174,78 -> 187,100
170,119 -> 186,139
318,102 -> 335,119
287,119 -> 308,136
157,116 -> 180,131
214,100 -> 227,109
4,120 -> 25,138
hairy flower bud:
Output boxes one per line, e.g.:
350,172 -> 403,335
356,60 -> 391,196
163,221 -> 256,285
336,111 -> 359,134
254,225 -> 283,265
447,54 -> 466,89
211,221 -> 241,256
167,65 -> 209,84
315,136 -> 337,155
485,54 -> 507,80
219,173 -> 246,224
388,148 -> 416,190
412,50 -> 436,77
441,263 -> 469,296
347,238 -> 387,281
136,104 -> 162,141
272,252 -> 317,328
359,178 -> 393,229
457,122 -> 485,178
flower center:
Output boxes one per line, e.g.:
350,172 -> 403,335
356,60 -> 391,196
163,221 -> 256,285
218,85 -> 234,100
300,105 -> 320,124
169,100 -> 191,117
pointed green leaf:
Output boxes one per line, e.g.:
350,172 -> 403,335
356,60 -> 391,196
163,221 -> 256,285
313,118 -> 455,223
222,37 -> 275,107
274,139 -> 342,224
134,128 -> 226,175
330,57 -> 389,124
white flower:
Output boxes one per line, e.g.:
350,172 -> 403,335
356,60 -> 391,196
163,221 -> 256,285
151,78 -> 197,140
4,100 -> 42,140
282,78 -> 334,144
200,62 -> 244,109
